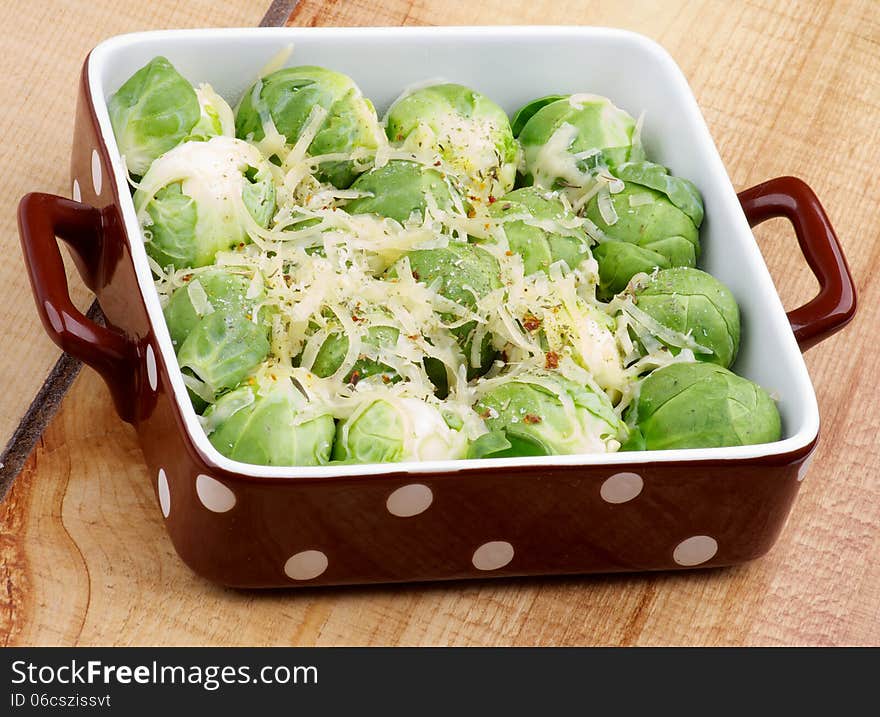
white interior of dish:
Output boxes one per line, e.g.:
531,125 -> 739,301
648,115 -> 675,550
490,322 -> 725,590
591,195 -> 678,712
86,27 -> 819,478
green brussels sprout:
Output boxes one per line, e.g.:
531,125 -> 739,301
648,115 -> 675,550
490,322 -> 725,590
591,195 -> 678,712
509,291 -> 624,397
345,160 -> 462,224
592,241 -> 670,299
518,94 -> 638,188
631,267 -> 741,368
164,269 -> 264,351
235,66 -> 381,188
176,312 -> 269,403
510,95 -> 567,137
560,301 -> 627,396
384,83 -> 518,200
473,372 -> 627,457
585,183 -> 699,287
585,163 -> 704,295
397,242 -> 502,379
310,324 -> 400,383
187,84 -> 235,141
332,396 -> 469,463
622,362 -> 781,450
134,136 -> 276,270
108,56 -> 200,177
614,161 -> 704,228
205,382 -> 335,466
487,187 -> 591,275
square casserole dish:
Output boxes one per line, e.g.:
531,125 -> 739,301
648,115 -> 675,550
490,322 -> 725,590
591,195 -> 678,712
19,27 -> 856,587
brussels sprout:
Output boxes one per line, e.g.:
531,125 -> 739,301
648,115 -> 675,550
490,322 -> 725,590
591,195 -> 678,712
585,162 -> 704,295
511,292 -> 624,396
205,382 -> 335,466
518,94 -> 637,189
473,372 -> 627,456
134,136 -> 276,270
614,161 -> 704,228
235,66 -> 381,188
310,325 -> 400,383
164,269 -> 264,350
487,187 -> 591,275
585,184 -> 699,259
561,301 -> 626,395
585,183 -> 699,291
592,241 -> 670,299
622,362 -> 781,450
187,84 -> 235,141
345,160 -> 463,223
510,95 -> 567,137
631,267 -> 741,368
332,396 -> 469,463
397,243 -> 502,379
166,268 -> 274,411
108,56 -> 200,177
402,243 -> 501,318
384,83 -> 518,200
176,312 -> 270,402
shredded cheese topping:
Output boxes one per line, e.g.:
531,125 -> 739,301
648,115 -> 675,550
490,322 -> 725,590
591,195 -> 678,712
137,63 -> 706,463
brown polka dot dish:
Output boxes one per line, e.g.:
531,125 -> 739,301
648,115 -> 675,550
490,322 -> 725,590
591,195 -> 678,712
17,28 -> 855,587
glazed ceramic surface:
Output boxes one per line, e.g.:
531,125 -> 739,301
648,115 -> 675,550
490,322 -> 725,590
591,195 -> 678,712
18,28 -> 855,587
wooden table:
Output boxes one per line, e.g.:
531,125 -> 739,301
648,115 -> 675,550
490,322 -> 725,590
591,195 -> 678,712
2,0 -> 878,646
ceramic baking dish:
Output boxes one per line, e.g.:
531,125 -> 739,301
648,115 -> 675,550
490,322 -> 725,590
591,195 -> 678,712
18,27 -> 856,587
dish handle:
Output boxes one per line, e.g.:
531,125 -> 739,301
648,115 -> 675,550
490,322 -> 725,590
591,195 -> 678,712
738,176 -> 857,352
18,193 -> 137,422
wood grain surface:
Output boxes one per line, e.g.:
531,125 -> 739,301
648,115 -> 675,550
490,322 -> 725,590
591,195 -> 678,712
2,0 -> 878,646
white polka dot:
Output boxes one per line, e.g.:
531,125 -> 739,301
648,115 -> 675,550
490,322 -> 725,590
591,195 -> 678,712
196,474 -> 236,513
284,550 -> 328,581
145,345 -> 157,392
157,469 -> 170,518
386,483 -> 433,517
91,149 -> 102,196
673,535 -> 718,566
72,179 -> 81,203
472,541 -> 514,571
600,472 -> 644,504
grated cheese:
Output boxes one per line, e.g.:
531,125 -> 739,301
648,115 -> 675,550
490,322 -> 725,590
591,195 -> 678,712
139,69 -> 716,463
